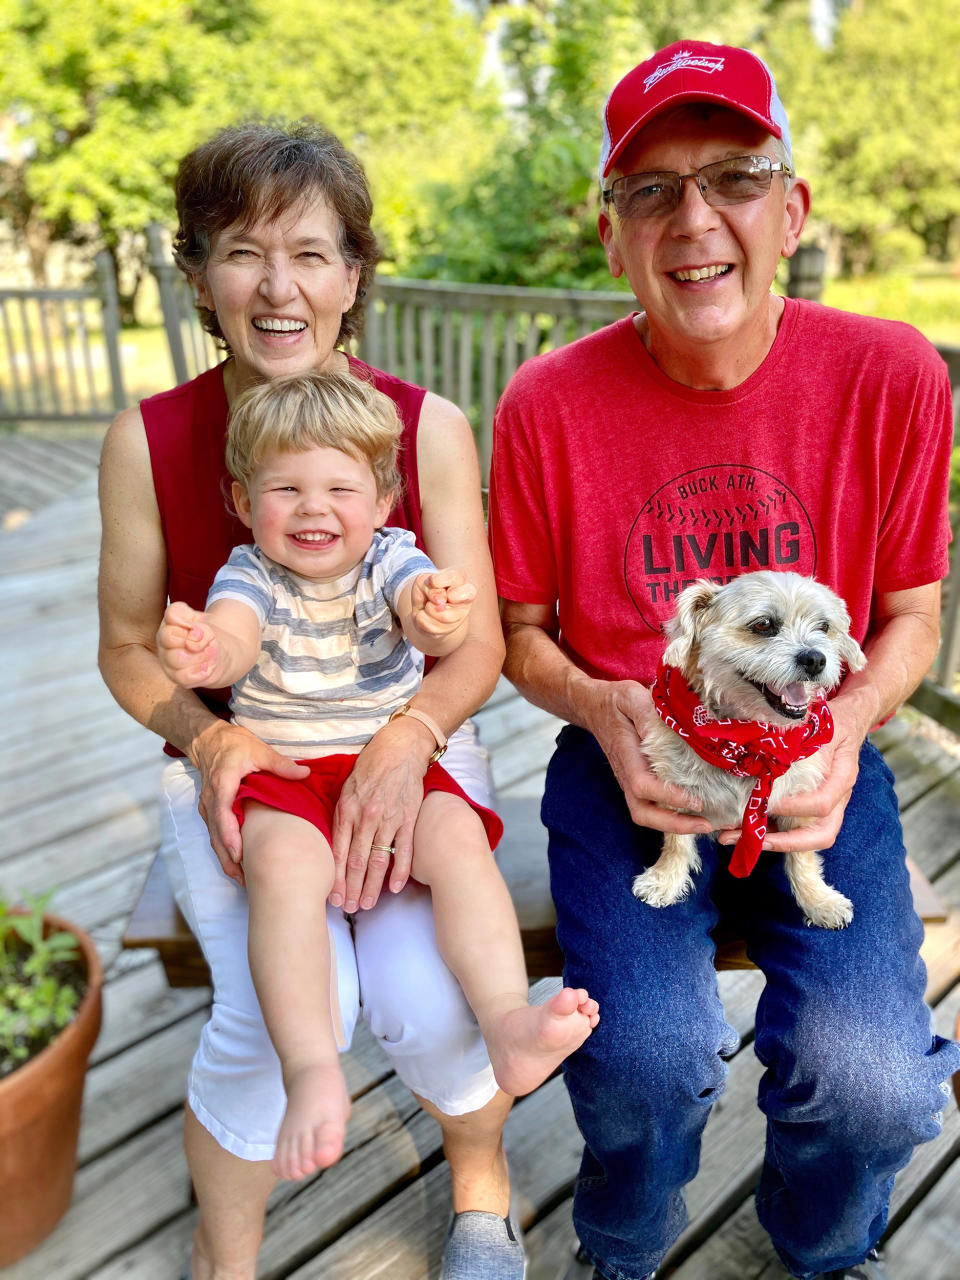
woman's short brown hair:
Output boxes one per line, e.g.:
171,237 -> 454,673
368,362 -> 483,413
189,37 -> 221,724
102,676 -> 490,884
173,120 -> 381,349
226,370 -> 402,500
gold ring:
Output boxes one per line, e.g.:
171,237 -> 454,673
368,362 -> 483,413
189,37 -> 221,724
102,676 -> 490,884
371,843 -> 395,854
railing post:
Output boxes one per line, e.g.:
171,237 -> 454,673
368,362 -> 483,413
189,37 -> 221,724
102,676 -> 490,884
146,222 -> 191,387
94,251 -> 127,412
786,243 -> 826,301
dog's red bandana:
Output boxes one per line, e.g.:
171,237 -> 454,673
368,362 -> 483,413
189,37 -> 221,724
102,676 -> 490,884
650,659 -> 834,877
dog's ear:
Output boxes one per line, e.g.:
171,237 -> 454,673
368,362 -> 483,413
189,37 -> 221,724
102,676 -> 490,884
662,580 -> 720,670
829,595 -> 868,675
838,631 -> 867,674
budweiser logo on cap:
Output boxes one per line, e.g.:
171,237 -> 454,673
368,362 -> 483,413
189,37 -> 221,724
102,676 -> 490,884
644,50 -> 726,93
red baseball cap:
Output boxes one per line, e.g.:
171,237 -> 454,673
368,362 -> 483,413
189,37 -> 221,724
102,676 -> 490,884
600,41 -> 793,180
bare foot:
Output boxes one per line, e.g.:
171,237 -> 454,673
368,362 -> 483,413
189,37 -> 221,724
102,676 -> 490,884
486,987 -> 599,1097
272,1061 -> 351,1180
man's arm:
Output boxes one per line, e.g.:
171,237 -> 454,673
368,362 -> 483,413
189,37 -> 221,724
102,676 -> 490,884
501,599 -> 711,835
733,580 -> 942,852
97,408 -> 308,878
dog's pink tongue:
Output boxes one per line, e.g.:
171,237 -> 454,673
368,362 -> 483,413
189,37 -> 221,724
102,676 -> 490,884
781,682 -> 808,707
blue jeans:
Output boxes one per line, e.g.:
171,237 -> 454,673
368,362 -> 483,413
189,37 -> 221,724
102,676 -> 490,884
543,727 -> 958,1280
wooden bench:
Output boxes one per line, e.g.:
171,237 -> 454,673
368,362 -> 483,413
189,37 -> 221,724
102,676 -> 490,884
122,792 -> 948,986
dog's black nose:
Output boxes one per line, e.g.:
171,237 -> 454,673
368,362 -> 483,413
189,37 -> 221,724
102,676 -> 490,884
795,648 -> 826,677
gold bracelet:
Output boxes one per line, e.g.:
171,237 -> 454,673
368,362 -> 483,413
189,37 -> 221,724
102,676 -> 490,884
388,703 -> 448,764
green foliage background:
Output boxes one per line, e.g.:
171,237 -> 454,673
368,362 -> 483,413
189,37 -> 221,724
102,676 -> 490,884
2,0 -> 958,310
0,0 -> 501,296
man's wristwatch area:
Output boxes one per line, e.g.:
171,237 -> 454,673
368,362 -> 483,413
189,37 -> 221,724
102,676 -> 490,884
388,703 -> 448,764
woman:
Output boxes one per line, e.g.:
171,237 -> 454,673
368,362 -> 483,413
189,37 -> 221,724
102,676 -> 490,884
97,121 -> 519,1280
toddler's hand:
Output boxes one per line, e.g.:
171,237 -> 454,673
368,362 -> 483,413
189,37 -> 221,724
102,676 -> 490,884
157,601 -> 220,687
411,568 -> 476,637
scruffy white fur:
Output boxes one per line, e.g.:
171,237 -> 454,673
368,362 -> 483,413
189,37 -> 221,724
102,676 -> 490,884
634,572 -> 867,928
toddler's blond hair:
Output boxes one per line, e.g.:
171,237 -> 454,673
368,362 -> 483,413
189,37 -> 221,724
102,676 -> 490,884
226,370 -> 402,498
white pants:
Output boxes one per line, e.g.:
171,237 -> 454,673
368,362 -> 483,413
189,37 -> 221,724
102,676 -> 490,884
159,722 -> 499,1161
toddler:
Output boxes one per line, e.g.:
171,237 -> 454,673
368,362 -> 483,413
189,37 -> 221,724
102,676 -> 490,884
156,371 -> 598,1180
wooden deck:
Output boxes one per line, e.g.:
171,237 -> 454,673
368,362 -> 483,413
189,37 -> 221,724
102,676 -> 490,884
2,464 -> 959,1280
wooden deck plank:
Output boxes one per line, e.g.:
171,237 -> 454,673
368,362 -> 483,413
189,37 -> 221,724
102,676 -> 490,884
285,1078 -> 584,1280
0,479 -> 100,571
0,757 -> 161,867
11,1114 -> 192,1280
900,769 -> 960,880
0,727 -> 160,819
882,1106 -> 960,1279
79,1010 -> 210,1164
91,957 -> 210,1065
0,680 -> 136,763
0,800 -> 159,904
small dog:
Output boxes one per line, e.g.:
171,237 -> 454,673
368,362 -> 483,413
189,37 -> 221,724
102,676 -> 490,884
633,571 -> 866,929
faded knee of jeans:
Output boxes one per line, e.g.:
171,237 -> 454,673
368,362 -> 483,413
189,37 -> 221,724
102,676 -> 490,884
769,1025 -> 946,1147
575,1016 -> 728,1111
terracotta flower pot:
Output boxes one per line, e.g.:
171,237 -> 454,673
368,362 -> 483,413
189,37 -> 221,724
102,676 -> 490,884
0,912 -> 103,1266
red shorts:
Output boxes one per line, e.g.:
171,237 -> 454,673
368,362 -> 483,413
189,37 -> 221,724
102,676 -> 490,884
233,754 -> 503,851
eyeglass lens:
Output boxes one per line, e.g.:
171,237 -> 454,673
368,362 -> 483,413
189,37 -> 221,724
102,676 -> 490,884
610,156 -> 777,219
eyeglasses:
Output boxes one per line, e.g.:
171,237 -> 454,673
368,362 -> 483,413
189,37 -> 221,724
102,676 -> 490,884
601,155 -> 793,220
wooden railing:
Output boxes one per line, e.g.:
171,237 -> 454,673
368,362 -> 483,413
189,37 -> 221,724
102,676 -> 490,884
0,254 -> 126,422
359,277 -> 634,474
143,245 -> 960,727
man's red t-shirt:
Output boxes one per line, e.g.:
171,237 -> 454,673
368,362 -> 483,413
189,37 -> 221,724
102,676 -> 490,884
489,298 -> 953,686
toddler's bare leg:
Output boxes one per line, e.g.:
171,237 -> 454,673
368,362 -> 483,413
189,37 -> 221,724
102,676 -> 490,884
412,793 -> 598,1097
242,803 -> 350,1180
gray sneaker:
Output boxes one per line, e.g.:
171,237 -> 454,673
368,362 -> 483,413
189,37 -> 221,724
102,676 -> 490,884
440,1210 -> 527,1279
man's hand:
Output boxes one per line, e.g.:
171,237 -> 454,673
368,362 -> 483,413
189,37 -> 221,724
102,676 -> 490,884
190,719 -> 310,882
586,678 -> 713,835
410,568 -> 476,638
157,601 -> 220,687
330,714 -> 434,912
718,695 -> 868,852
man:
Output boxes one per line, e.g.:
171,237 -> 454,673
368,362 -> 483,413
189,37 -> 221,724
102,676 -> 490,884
488,40 -> 958,1280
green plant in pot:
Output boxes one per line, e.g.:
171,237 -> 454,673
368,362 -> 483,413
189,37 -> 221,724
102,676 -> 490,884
0,891 -> 103,1266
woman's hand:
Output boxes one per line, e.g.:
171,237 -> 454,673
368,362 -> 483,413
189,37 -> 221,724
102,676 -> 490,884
190,719 -> 310,882
329,715 -> 435,912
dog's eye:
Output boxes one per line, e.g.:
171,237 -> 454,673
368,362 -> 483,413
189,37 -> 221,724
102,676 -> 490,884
817,620 -> 830,633
748,617 -> 779,636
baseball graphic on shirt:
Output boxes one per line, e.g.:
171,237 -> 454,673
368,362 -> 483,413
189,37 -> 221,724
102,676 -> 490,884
624,463 -> 817,634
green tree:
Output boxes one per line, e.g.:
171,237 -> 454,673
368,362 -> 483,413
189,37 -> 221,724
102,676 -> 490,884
1,1 -> 248,287
418,0 -> 960,286
409,0 -> 774,287
761,0 -> 960,272
0,0 -> 497,311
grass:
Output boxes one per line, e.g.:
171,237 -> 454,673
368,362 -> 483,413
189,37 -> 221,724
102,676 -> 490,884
820,269 -> 960,348
117,324 -> 177,400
